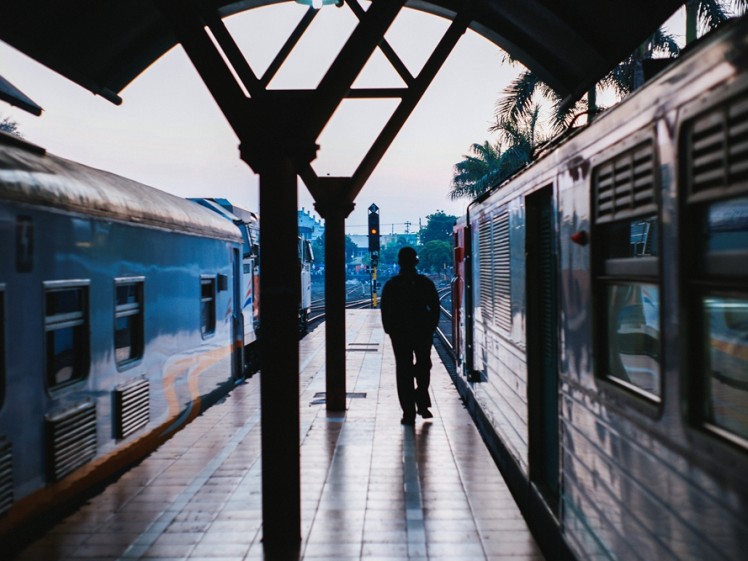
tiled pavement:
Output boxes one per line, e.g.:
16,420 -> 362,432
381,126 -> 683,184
10,310 -> 545,561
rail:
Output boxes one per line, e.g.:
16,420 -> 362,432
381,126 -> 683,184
307,282 -> 456,362
435,286 -> 454,358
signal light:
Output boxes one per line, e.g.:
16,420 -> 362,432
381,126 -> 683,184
368,204 -> 380,253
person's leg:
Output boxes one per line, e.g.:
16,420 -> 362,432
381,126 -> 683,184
413,335 -> 433,415
390,336 -> 416,423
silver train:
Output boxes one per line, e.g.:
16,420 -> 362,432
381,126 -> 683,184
452,16 -> 748,561
0,132 -> 311,539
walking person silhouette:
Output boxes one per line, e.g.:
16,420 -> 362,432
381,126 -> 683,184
381,247 -> 440,425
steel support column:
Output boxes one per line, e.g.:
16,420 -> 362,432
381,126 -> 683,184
257,155 -> 302,546
313,178 -> 355,412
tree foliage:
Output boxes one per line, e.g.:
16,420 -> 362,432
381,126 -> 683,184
685,0 -> 745,42
449,105 -> 547,201
420,210 -> 458,244
0,117 -> 22,137
418,240 -> 452,273
449,140 -> 505,201
380,234 -> 412,265
311,233 -> 358,266
455,0 -> 746,206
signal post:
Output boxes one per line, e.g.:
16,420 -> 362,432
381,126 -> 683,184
368,204 -> 380,308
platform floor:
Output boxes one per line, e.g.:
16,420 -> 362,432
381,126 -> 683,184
12,310 -> 544,561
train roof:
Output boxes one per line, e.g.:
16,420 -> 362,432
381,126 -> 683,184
0,133 -> 243,242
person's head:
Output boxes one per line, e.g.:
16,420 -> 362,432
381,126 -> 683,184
398,247 -> 418,269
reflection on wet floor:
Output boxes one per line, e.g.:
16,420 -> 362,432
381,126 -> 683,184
12,310 -> 544,561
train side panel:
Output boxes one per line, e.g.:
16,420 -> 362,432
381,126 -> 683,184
0,142 -> 243,533
469,195 -> 530,473
455,17 -> 748,561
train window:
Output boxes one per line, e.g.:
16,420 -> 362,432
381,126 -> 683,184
44,282 -> 89,389
683,90 -> 748,447
687,197 -> 748,446
593,139 -> 662,401
114,279 -> 144,366
604,283 -> 661,396
201,276 -> 216,336
699,293 -> 748,443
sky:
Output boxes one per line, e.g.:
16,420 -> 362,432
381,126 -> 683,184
0,3 -> 687,235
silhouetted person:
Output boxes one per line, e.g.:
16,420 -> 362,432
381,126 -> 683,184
381,247 -> 440,425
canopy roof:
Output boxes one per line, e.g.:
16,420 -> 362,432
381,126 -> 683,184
0,73 -> 42,115
0,0 -> 684,107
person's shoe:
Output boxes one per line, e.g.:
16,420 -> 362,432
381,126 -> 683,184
418,408 -> 433,419
401,417 -> 415,426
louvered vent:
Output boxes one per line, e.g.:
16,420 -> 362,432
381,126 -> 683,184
687,93 -> 748,196
478,210 -> 512,331
594,141 -> 656,223
45,401 -> 96,482
114,377 -> 150,440
0,438 -> 12,516
479,217 -> 493,324
493,211 -> 512,332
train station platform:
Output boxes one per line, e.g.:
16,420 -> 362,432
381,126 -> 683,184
10,310 -> 544,561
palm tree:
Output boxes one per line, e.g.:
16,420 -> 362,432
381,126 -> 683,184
494,70 -> 574,137
453,1 -> 746,202
495,25 -> 680,137
685,0 -> 746,43
450,105 -> 547,201
603,28 -> 680,93
494,0 -> 748,131
449,140 -> 505,201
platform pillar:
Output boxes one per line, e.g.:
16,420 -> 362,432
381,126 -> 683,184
257,155 -> 301,545
314,178 -> 355,412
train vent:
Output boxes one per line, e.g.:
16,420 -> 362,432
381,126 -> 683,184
0,438 -> 12,516
479,217 -> 494,323
493,211 -> 512,332
478,210 -> 511,331
594,140 -> 656,223
114,377 -> 150,440
687,94 -> 748,196
45,401 -> 97,482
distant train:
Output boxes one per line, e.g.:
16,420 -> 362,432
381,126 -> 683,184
0,132 -> 312,537
190,197 -> 314,364
452,15 -> 748,561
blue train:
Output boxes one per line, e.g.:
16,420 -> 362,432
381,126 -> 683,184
0,132 -> 311,537
452,15 -> 748,561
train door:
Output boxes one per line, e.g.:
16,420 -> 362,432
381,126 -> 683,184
232,248 -> 244,379
526,185 -> 560,511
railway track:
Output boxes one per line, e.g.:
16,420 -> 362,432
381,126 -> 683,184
435,286 -> 454,358
308,284 -> 372,327
307,282 -> 455,362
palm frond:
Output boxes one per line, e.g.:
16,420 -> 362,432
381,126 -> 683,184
650,29 -> 680,57
699,0 -> 730,31
493,70 -> 540,126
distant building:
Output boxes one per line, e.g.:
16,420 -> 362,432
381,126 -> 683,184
382,232 -> 417,248
347,232 -> 419,265
348,234 -> 370,261
298,207 -> 324,241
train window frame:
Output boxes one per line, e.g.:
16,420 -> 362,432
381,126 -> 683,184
200,275 -> 217,338
681,86 -> 748,451
43,280 -> 90,392
114,277 -> 145,369
591,133 -> 664,408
